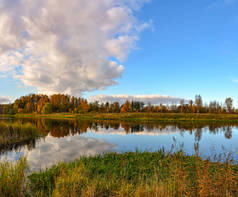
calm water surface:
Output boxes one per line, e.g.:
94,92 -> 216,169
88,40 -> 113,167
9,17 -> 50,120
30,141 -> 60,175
1,118 -> 238,170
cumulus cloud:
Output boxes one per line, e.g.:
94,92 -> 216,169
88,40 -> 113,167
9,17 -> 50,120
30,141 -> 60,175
0,0 -> 150,95
0,96 -> 11,104
88,94 -> 187,105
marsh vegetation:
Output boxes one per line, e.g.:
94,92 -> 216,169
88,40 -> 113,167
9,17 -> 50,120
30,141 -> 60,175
0,121 -> 43,154
2,151 -> 238,197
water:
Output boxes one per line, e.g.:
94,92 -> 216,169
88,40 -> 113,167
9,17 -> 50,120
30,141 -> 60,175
1,118 -> 238,170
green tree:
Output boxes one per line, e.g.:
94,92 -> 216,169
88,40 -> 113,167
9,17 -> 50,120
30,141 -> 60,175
111,102 -> 120,113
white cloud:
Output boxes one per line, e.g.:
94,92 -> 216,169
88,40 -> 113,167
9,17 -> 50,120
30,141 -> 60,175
91,126 -> 180,136
0,96 -> 11,104
0,0 -> 150,96
88,94 -> 187,105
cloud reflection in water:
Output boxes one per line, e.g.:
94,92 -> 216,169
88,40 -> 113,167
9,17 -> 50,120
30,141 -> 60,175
3,134 -> 117,171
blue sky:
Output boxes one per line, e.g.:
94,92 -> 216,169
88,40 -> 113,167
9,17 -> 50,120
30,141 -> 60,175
86,0 -> 238,105
1,0 -> 238,105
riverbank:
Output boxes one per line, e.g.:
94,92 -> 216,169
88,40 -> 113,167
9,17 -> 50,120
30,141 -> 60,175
1,151 -> 238,197
3,112 -> 238,123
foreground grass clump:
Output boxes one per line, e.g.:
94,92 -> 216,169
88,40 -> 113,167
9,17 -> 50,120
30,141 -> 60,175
27,151 -> 238,197
0,121 -> 42,150
0,158 -> 28,197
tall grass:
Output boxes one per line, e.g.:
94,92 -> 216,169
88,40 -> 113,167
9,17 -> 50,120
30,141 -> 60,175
0,121 -> 42,152
1,151 -> 238,196
27,151 -> 238,197
0,158 -> 28,197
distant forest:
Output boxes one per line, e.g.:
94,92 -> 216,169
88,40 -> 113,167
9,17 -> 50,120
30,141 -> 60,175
0,94 -> 235,115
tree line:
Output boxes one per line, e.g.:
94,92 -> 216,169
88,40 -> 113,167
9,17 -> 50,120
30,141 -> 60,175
0,94 -> 236,115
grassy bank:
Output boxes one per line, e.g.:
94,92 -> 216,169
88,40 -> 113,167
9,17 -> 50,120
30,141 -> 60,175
2,151 -> 238,197
7,112 -> 238,123
76,113 -> 238,123
0,122 -> 43,152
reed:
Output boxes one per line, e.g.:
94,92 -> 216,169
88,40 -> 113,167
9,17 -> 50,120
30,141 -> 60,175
0,121 -> 42,151
28,151 -> 238,197
0,158 -> 28,197
1,150 -> 238,196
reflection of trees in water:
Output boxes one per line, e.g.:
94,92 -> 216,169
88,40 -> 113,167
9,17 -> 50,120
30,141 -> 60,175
224,126 -> 232,139
0,121 -> 45,155
194,142 -> 199,156
90,121 -> 235,141
192,125 -> 233,143
131,125 -> 144,133
191,125 -> 233,156
1,119 -> 237,157
22,119 -> 90,138
44,119 -> 89,138
194,128 -> 202,142
0,138 -> 38,155
7,119 -> 238,140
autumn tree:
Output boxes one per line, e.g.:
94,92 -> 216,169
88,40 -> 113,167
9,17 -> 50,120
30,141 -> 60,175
120,101 -> 132,113
41,103 -> 53,114
50,94 -> 71,112
145,102 -> 153,113
78,99 -> 89,113
37,97 -> 49,113
5,93 -> 238,115
24,102 -> 34,113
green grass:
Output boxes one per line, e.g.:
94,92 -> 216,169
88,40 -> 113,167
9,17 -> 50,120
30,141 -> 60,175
5,112 -> 238,123
75,112 -> 238,123
2,151 -> 238,197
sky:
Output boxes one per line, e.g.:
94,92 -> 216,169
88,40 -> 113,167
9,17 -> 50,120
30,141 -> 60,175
0,0 -> 238,105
